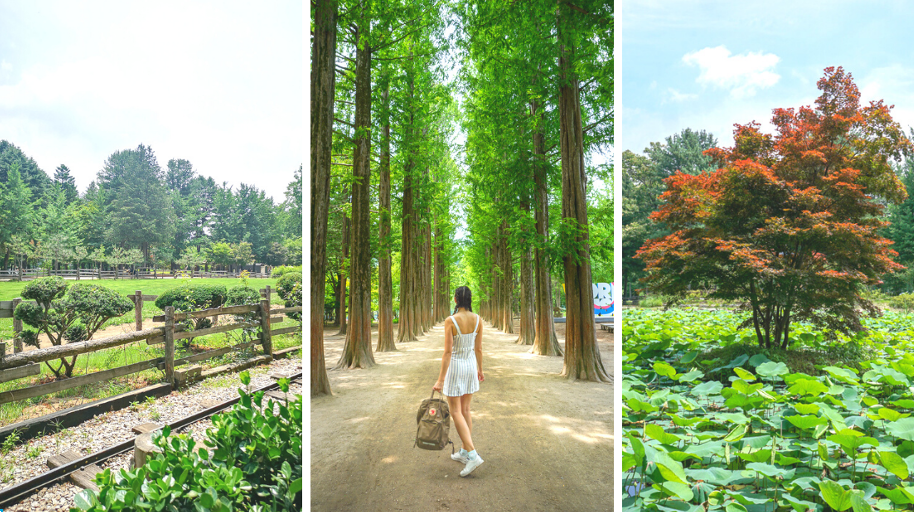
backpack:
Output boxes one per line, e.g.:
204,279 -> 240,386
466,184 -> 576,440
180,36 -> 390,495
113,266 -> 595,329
415,389 -> 454,453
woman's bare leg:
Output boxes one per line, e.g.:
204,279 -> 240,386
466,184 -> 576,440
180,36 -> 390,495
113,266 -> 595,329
462,393 -> 473,436
447,395 -> 474,452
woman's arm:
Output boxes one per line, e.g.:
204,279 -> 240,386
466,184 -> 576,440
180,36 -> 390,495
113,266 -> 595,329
433,318 -> 454,391
475,321 -> 484,382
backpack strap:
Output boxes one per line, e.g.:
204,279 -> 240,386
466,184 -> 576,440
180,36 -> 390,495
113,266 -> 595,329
450,316 -> 462,336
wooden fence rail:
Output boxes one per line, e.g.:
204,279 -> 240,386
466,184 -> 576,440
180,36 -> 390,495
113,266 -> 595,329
0,287 -> 301,408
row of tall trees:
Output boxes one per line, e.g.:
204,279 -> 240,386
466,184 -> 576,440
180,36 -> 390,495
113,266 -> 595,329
311,0 -> 459,396
310,0 -> 613,395
0,141 -> 302,275
456,0 -> 612,381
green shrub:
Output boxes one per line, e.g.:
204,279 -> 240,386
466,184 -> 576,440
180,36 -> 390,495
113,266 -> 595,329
155,285 -> 228,343
890,292 -> 914,313
14,277 -> 134,378
271,265 -> 302,278
276,272 -> 302,321
154,284 -> 228,313
72,374 -> 303,512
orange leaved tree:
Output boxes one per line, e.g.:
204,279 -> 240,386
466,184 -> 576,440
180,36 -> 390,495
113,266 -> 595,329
637,67 -> 912,349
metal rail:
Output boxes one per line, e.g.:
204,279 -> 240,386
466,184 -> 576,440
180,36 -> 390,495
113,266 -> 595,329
0,372 -> 303,508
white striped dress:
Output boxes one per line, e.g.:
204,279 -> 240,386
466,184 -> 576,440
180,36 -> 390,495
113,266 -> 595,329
442,314 -> 480,397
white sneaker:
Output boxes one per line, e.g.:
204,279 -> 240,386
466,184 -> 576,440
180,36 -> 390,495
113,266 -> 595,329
451,451 -> 469,464
460,454 -> 484,477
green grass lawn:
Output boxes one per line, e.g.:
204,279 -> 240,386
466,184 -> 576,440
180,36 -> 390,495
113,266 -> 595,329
0,277 -> 302,427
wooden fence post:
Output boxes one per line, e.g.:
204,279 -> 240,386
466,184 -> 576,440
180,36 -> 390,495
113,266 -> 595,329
12,297 -> 22,353
0,342 -> 5,367
260,299 -> 272,356
164,306 -> 175,386
135,291 -> 143,331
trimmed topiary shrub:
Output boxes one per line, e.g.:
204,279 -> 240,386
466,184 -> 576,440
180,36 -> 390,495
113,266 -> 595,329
14,277 -> 134,378
155,285 -> 228,345
72,374 -> 303,512
276,272 -> 302,321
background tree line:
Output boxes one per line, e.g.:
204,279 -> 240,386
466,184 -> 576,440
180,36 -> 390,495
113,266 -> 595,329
0,140 -> 302,275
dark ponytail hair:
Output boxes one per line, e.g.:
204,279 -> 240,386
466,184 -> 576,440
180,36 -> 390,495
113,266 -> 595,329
453,286 -> 472,314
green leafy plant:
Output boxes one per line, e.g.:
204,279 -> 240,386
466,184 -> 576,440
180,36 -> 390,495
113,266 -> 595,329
14,277 -> 134,377
72,376 -> 302,512
155,284 -> 227,347
276,272 -> 302,322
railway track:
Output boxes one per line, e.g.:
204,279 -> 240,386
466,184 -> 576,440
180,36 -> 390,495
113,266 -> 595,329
0,371 -> 303,509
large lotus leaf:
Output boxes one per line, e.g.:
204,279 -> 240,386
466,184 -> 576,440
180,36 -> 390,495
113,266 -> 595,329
628,398 -> 660,413
654,361 -> 678,379
892,399 -> 914,409
737,449 -> 771,464
794,403 -> 820,415
876,486 -> 912,505
878,451 -> 909,479
733,367 -> 756,382
685,467 -> 736,486
822,366 -> 859,384
715,412 -> 750,425
786,414 -> 827,430
819,480 -> 855,511
886,418 -> 914,441
756,361 -> 789,378
877,407 -> 907,422
657,481 -> 693,501
669,413 -> 704,427
653,500 -> 704,512
684,441 -> 725,459
679,369 -> 704,382
645,423 -> 682,445
747,354 -> 769,367
745,462 -> 795,481
739,435 -> 772,451
779,494 -> 818,512
788,378 -> 829,397
692,380 -> 724,396
648,450 -> 689,485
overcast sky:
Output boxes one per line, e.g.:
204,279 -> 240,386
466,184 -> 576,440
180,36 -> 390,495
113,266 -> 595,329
0,0 -> 301,201
618,0 -> 914,156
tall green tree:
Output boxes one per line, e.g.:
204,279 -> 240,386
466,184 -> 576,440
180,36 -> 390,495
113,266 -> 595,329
98,145 -> 176,264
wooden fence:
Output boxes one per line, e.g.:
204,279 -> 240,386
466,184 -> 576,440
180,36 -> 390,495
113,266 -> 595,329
0,288 -> 301,406
0,269 -> 274,281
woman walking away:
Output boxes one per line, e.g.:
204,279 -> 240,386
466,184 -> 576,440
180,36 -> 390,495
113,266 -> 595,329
433,286 -> 485,477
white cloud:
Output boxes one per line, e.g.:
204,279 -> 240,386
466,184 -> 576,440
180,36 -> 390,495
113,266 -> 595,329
860,64 -> 914,134
666,88 -> 698,103
682,45 -> 780,98
0,60 -> 10,71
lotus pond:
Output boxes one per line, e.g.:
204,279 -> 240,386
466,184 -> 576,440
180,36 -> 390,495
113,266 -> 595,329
622,308 -> 914,511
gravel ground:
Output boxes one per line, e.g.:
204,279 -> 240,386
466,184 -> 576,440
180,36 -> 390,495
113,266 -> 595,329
1,356 -> 302,511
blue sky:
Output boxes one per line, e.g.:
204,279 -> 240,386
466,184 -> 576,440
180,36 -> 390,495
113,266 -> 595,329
617,0 -> 914,155
0,1 -> 301,201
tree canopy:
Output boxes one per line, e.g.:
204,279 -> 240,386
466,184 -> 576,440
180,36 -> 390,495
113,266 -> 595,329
637,67 -> 912,348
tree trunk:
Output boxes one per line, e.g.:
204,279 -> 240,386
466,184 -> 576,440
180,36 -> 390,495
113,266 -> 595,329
531,99 -> 563,356
517,241 -> 535,345
557,7 -> 609,382
397,67 -> 421,343
500,223 -> 514,334
377,79 -> 396,352
336,209 -> 350,336
337,22 -> 376,369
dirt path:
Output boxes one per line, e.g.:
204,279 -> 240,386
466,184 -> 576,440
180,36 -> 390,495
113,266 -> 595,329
312,320 -> 613,512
